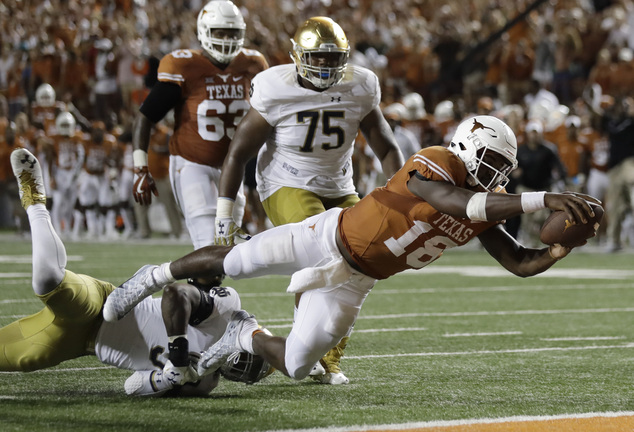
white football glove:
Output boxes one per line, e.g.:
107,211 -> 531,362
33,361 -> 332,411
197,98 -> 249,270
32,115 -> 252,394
163,360 -> 197,386
215,218 -> 250,246
214,197 -> 250,246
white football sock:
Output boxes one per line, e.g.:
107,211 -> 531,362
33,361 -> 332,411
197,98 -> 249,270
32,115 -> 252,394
28,204 -> 66,295
239,319 -> 260,354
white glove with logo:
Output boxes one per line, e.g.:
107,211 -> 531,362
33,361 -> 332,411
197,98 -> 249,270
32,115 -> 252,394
214,197 -> 251,245
162,360 -> 197,386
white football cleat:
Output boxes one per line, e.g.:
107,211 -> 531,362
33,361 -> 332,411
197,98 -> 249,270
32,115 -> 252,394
124,370 -> 172,397
308,362 -> 326,377
310,336 -> 350,385
197,310 -> 257,377
320,371 -> 349,385
11,148 -> 46,209
103,264 -> 162,322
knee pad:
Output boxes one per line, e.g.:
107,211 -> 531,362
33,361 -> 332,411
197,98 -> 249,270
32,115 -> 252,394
223,229 -> 295,279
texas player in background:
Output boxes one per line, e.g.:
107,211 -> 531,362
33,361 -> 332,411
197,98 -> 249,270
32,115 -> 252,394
212,16 -> 404,384
131,0 -> 268,250
72,121 -> 118,240
48,112 -> 85,237
105,116 -> 599,386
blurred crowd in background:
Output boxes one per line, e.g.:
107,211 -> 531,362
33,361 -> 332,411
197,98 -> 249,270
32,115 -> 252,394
1,0 -> 633,252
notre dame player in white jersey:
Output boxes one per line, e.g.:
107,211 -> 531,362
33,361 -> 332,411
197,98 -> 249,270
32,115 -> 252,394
2,148 -> 273,396
213,17 -> 404,384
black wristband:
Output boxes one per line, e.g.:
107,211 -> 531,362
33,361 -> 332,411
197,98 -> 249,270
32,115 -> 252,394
168,337 -> 189,367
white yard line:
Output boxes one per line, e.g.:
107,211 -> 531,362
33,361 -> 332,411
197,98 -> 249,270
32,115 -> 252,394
443,331 -> 522,337
354,327 -> 428,333
345,343 -> 634,360
262,307 -> 634,325
541,336 -> 626,341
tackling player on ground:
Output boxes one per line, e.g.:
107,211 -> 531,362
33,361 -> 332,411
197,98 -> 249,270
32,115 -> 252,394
1,148 -> 273,396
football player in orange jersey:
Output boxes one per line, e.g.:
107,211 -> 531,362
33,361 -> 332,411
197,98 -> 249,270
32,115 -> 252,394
131,0 -> 268,250
49,112 -> 85,237
72,121 -> 118,240
105,116 -> 600,385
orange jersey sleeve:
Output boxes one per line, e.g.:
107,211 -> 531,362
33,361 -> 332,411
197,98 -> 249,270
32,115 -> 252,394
339,146 -> 501,279
157,49 -> 268,167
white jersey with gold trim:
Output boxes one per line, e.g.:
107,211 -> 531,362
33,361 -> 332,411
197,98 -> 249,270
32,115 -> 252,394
94,287 -> 239,370
251,64 -> 380,200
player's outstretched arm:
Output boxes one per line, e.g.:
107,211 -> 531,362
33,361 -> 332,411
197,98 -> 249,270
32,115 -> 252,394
478,225 -> 571,277
407,175 -> 597,224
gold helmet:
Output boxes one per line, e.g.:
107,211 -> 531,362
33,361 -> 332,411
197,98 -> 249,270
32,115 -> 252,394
290,17 -> 350,89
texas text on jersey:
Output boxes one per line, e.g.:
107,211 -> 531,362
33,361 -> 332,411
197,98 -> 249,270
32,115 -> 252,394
338,146 -> 503,280
153,48 -> 268,167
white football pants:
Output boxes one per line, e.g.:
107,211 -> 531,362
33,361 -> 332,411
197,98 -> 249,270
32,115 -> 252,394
223,207 -> 376,379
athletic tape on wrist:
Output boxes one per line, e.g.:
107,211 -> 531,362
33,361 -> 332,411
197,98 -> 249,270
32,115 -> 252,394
133,149 -> 148,167
466,192 -> 488,221
160,262 -> 175,283
521,191 -> 546,213
217,197 -> 235,219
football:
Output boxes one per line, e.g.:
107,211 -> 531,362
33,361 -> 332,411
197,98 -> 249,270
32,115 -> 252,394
539,203 -> 604,247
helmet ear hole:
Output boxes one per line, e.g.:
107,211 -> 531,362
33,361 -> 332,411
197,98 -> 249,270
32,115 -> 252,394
458,142 -> 467,151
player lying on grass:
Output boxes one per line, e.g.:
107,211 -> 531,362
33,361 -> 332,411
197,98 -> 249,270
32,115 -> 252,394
0,148 -> 273,396
104,116 -> 600,385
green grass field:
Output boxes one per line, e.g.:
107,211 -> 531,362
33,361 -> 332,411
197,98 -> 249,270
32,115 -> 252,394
1,235 -> 633,432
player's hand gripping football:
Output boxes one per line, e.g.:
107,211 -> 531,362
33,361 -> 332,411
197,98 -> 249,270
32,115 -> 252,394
133,166 -> 158,206
543,191 -> 601,225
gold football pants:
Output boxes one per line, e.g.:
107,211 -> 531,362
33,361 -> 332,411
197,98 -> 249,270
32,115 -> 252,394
0,270 -> 115,371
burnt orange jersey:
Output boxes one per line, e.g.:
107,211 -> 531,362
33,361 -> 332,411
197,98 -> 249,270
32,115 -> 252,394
51,133 -> 84,170
81,133 -> 116,175
338,146 -> 501,280
31,102 -> 66,135
580,127 -> 609,172
157,48 -> 268,167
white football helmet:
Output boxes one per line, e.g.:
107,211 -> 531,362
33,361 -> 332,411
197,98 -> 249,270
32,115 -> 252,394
197,0 -> 245,64
383,103 -> 408,121
448,116 -> 518,192
402,92 -> 426,120
434,100 -> 454,123
55,112 -> 76,136
35,83 -> 56,107
290,17 -> 350,89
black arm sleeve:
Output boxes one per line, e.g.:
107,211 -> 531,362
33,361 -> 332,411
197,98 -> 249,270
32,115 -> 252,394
188,288 -> 215,326
139,81 -> 182,123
